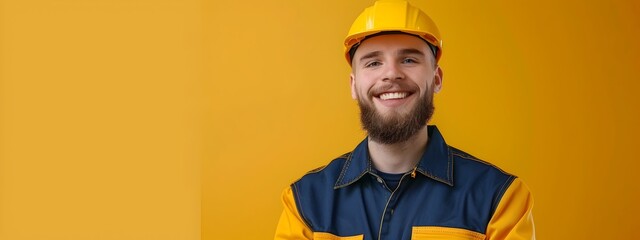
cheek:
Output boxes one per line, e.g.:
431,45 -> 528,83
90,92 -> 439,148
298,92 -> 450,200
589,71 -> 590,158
409,77 -> 431,98
354,74 -> 376,94
354,83 -> 370,98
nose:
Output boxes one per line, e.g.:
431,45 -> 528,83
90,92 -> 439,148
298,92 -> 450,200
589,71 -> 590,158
382,62 -> 404,81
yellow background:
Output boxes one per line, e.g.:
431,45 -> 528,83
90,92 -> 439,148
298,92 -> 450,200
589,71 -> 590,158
1,0 -> 639,239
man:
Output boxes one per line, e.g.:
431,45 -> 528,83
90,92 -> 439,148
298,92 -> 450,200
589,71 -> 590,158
274,1 -> 535,239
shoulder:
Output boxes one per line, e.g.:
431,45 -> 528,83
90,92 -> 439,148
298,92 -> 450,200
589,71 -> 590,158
290,152 -> 351,191
450,146 -> 516,179
286,152 -> 353,228
449,146 -> 518,211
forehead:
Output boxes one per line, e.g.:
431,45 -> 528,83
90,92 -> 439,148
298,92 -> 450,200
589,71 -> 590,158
354,34 -> 431,57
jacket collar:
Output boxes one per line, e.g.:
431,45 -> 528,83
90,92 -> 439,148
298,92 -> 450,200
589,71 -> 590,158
334,125 -> 454,189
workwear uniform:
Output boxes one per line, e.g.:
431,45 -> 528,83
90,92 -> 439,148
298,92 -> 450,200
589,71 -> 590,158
274,126 -> 535,240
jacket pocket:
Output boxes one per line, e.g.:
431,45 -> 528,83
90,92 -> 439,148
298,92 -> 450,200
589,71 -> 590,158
411,226 -> 486,240
313,232 -> 364,240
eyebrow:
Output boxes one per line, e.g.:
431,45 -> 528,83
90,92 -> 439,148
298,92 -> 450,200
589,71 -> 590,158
398,48 -> 425,57
358,51 -> 382,62
358,48 -> 426,63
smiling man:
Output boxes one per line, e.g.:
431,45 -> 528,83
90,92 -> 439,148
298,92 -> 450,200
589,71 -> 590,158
274,1 -> 535,239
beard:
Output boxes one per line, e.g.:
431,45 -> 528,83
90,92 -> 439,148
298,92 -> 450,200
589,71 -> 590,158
357,85 -> 435,145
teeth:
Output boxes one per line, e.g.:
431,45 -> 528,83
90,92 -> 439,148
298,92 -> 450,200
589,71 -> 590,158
379,92 -> 407,100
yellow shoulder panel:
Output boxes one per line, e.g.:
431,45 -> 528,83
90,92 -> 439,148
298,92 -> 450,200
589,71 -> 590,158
274,186 -> 313,240
485,178 -> 536,239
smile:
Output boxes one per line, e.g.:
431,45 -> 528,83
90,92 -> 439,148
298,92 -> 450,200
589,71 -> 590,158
379,92 -> 409,100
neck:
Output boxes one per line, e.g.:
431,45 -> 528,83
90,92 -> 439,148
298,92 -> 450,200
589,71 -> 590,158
368,126 -> 429,174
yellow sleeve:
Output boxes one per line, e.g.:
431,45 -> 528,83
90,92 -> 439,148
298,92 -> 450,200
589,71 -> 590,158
274,186 -> 313,240
485,178 -> 536,240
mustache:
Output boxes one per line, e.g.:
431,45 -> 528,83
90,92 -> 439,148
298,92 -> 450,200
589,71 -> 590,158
368,82 -> 419,96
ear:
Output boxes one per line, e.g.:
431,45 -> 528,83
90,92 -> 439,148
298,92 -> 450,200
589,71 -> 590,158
350,73 -> 357,99
433,66 -> 443,93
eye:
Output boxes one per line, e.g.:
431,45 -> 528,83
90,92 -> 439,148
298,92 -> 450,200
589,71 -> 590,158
364,61 -> 382,68
402,58 -> 419,64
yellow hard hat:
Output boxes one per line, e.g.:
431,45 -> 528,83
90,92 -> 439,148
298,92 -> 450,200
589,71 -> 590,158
344,0 -> 443,65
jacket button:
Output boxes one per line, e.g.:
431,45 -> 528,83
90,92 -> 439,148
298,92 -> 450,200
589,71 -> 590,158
376,177 -> 383,183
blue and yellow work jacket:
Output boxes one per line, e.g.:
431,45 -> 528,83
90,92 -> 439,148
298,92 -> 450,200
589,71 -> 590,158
275,126 -> 535,240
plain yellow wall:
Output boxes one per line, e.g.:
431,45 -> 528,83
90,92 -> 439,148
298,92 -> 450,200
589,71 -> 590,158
0,0 -> 202,239
1,0 -> 639,239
